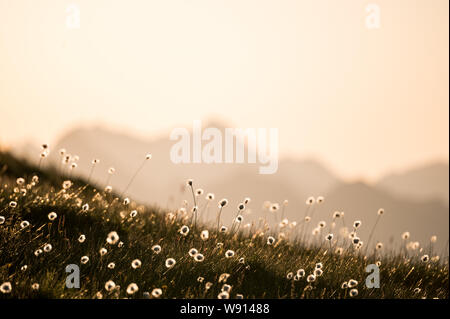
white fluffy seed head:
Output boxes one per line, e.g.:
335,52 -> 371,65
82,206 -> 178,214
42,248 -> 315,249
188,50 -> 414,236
126,283 -> 139,295
106,231 -> 120,245
131,259 -> 142,269
165,258 -> 176,268
105,280 -> 116,292
225,250 -> 235,258
152,245 -> 162,254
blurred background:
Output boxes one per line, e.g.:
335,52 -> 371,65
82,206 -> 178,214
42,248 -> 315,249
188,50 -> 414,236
0,0 -> 448,253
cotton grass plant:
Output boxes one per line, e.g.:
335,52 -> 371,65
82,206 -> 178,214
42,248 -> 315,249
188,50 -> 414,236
0,149 -> 448,299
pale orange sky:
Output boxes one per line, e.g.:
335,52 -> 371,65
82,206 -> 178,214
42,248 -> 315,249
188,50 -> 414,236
0,0 -> 448,181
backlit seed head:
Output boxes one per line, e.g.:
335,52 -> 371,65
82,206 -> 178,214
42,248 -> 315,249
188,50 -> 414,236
352,237 -> 360,245
238,203 -> 245,211
430,235 -> 437,243
206,193 -> 215,201
377,208 -> 385,216
197,277 -> 204,283
341,281 -> 348,289
81,256 -> 89,264
106,231 -> 120,245
179,225 -> 190,236
187,179 -> 193,186
318,221 -> 326,228
16,177 -> 25,185
297,269 -> 305,277
239,257 -> 245,264
189,248 -> 198,257
82,204 -> 89,211
349,288 -> 358,297
105,280 -> 116,292
0,282 -> 12,294
315,262 -> 323,269
123,198 -> 130,205
152,245 -> 162,254
219,273 -> 230,283
217,242 -> 224,248
333,211 -> 341,219
194,254 -> 205,262
326,233 -> 334,241
34,249 -> 43,256
145,154 -> 152,160
221,284 -> 232,293
126,283 -> 139,295
200,230 -> 209,241
92,159 -> 100,164
205,282 -> 213,290
21,265 -> 28,271
225,250 -> 235,258
316,196 -> 324,204
0,216 -> 5,224
48,212 -> 57,221
220,226 -> 228,233
236,294 -> 244,299
270,203 -> 279,212
78,234 -> 86,243
307,274 -> 316,283
305,216 -> 311,222
131,259 -> 142,269
107,262 -> 116,269
235,215 -> 243,223
130,210 -> 138,218
267,236 -> 276,245
31,283 -> 40,291
62,181 -> 72,190
9,201 -> 17,208
348,279 -> 358,288
306,197 -> 315,205
244,197 -> 251,205
421,255 -> 430,263
218,291 -> 229,299
99,248 -> 107,256
108,167 -> 115,174
314,268 -> 323,277
20,221 -> 30,229
43,243 -> 52,253
402,232 -> 410,240
219,199 -> 228,208
353,221 -> 361,229
286,272 -> 294,279
376,242 -> 383,250
152,288 -> 162,298
165,258 -> 176,268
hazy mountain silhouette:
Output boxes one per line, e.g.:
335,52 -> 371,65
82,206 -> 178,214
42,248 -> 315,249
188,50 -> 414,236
377,163 -> 449,206
34,124 -> 449,254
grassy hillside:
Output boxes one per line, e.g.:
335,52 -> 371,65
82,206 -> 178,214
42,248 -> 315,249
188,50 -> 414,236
0,152 -> 448,299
